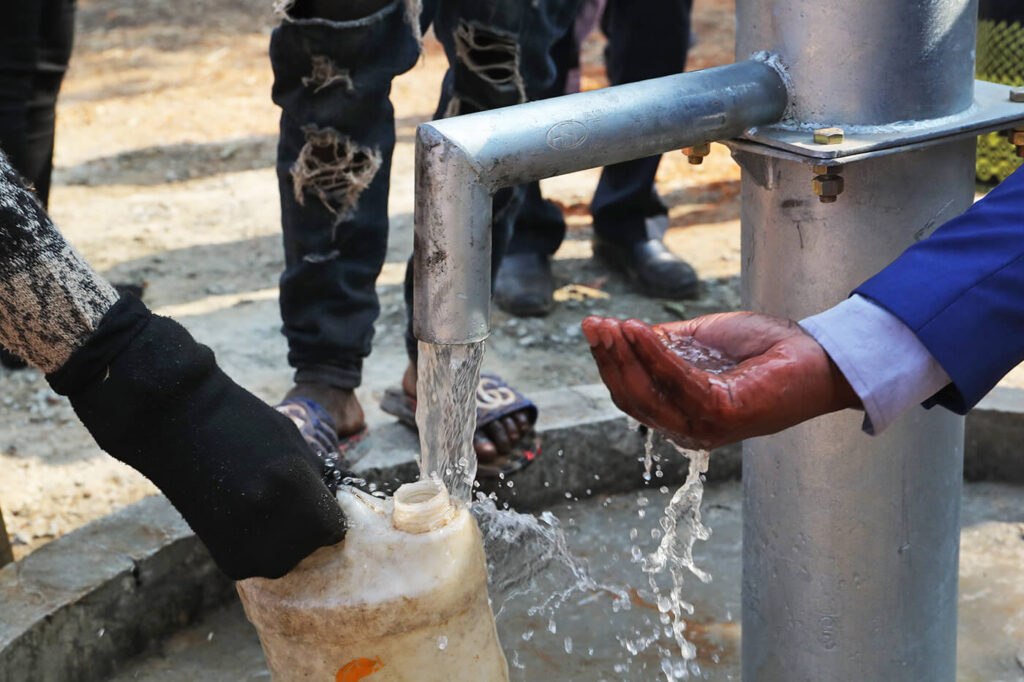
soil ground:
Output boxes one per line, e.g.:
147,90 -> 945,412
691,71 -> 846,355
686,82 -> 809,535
0,0 -> 1018,566
0,0 -> 741,560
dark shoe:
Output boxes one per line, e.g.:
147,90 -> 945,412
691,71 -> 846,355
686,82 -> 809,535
494,253 -> 555,317
592,236 -> 700,300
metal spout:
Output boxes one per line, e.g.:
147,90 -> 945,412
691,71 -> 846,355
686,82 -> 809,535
413,59 -> 789,345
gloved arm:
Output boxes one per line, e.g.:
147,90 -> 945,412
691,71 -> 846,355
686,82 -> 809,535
0,151 -> 344,579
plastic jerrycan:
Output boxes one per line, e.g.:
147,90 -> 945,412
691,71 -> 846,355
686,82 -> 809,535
237,479 -> 509,682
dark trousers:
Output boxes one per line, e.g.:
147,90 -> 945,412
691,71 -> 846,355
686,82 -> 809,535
507,0 -> 693,257
272,0 -> 580,388
0,0 -> 76,208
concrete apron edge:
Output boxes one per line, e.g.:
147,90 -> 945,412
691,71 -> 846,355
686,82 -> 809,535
2,383 -> 1023,680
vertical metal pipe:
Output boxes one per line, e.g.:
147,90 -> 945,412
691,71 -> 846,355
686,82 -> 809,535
413,125 -> 494,346
737,0 -> 978,125
738,140 -> 975,680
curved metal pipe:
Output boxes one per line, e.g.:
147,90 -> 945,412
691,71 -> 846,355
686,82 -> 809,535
413,59 -> 789,345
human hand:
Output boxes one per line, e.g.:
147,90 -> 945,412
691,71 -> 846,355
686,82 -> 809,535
581,313 -> 860,449
48,297 -> 346,580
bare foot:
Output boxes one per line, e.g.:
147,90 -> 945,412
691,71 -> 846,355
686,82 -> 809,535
402,364 -> 533,461
285,382 -> 365,437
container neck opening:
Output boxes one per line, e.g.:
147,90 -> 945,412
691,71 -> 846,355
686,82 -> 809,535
392,479 -> 456,534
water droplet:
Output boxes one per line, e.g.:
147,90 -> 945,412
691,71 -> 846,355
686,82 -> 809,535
564,636 -> 573,654
437,635 -> 448,650
521,630 -> 534,641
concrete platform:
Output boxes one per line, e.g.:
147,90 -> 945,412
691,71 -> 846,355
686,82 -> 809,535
104,482 -> 1024,682
6,381 -> 1024,680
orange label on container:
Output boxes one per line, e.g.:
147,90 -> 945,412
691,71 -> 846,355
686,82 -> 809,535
336,656 -> 383,682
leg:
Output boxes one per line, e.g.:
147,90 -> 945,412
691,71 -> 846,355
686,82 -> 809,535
591,0 -> 700,299
0,3 -> 44,193
494,181 -> 565,316
24,0 -> 76,208
272,0 -> 421,441
495,0 -> 603,316
400,0 -> 582,457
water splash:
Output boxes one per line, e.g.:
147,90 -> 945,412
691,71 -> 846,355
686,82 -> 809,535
471,495 -> 628,620
415,340 -> 485,503
641,438 -> 712,673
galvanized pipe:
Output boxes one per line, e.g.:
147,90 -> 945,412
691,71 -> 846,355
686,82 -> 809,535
737,141 -> 974,681
413,60 -> 789,345
737,0 -> 978,126
735,1 -> 978,679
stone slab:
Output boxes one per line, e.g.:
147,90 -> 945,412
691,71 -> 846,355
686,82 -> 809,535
0,497 -> 234,682
108,482 -> 1024,682
5,382 -> 1024,680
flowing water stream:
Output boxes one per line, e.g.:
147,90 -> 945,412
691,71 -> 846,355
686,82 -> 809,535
416,337 -> 725,680
415,340 -> 485,503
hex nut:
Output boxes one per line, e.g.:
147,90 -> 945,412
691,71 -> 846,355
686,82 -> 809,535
682,143 -> 711,156
1009,87 -> 1024,103
1010,131 -> 1024,146
811,163 -> 842,175
813,127 -> 844,145
682,142 -> 711,165
812,174 -> 844,197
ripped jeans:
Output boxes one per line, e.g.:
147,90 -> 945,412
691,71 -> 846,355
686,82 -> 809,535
272,0 -> 579,389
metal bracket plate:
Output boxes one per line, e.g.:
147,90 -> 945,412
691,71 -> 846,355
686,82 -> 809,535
737,80 -> 1024,161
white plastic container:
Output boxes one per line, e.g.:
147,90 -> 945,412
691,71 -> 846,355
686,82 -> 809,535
237,480 -> 508,682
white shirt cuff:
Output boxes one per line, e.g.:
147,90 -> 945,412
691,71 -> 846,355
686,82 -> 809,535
799,294 -> 952,435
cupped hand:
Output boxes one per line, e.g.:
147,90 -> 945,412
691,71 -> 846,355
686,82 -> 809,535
581,313 -> 860,449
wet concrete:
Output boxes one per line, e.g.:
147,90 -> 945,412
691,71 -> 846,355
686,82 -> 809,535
108,481 -> 1024,681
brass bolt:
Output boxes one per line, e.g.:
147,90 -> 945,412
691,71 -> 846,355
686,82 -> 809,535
682,142 -> 711,165
1009,87 -> 1024,103
813,127 -> 845,145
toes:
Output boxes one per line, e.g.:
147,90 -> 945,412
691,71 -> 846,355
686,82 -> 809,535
501,416 -> 521,443
485,421 -> 513,455
474,432 -> 497,461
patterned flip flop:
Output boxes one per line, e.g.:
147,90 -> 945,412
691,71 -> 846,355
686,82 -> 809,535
275,398 -> 371,489
380,373 -> 539,478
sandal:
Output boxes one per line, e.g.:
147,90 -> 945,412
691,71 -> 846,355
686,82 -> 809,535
275,398 -> 372,486
380,373 -> 540,478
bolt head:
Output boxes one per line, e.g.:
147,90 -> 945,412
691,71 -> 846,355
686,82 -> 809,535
813,127 -> 845,145
812,174 -> 844,197
687,155 -> 705,165
1009,86 -> 1024,103
811,163 -> 842,175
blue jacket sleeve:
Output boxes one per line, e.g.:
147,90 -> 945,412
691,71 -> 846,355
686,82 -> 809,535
854,165 -> 1024,414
